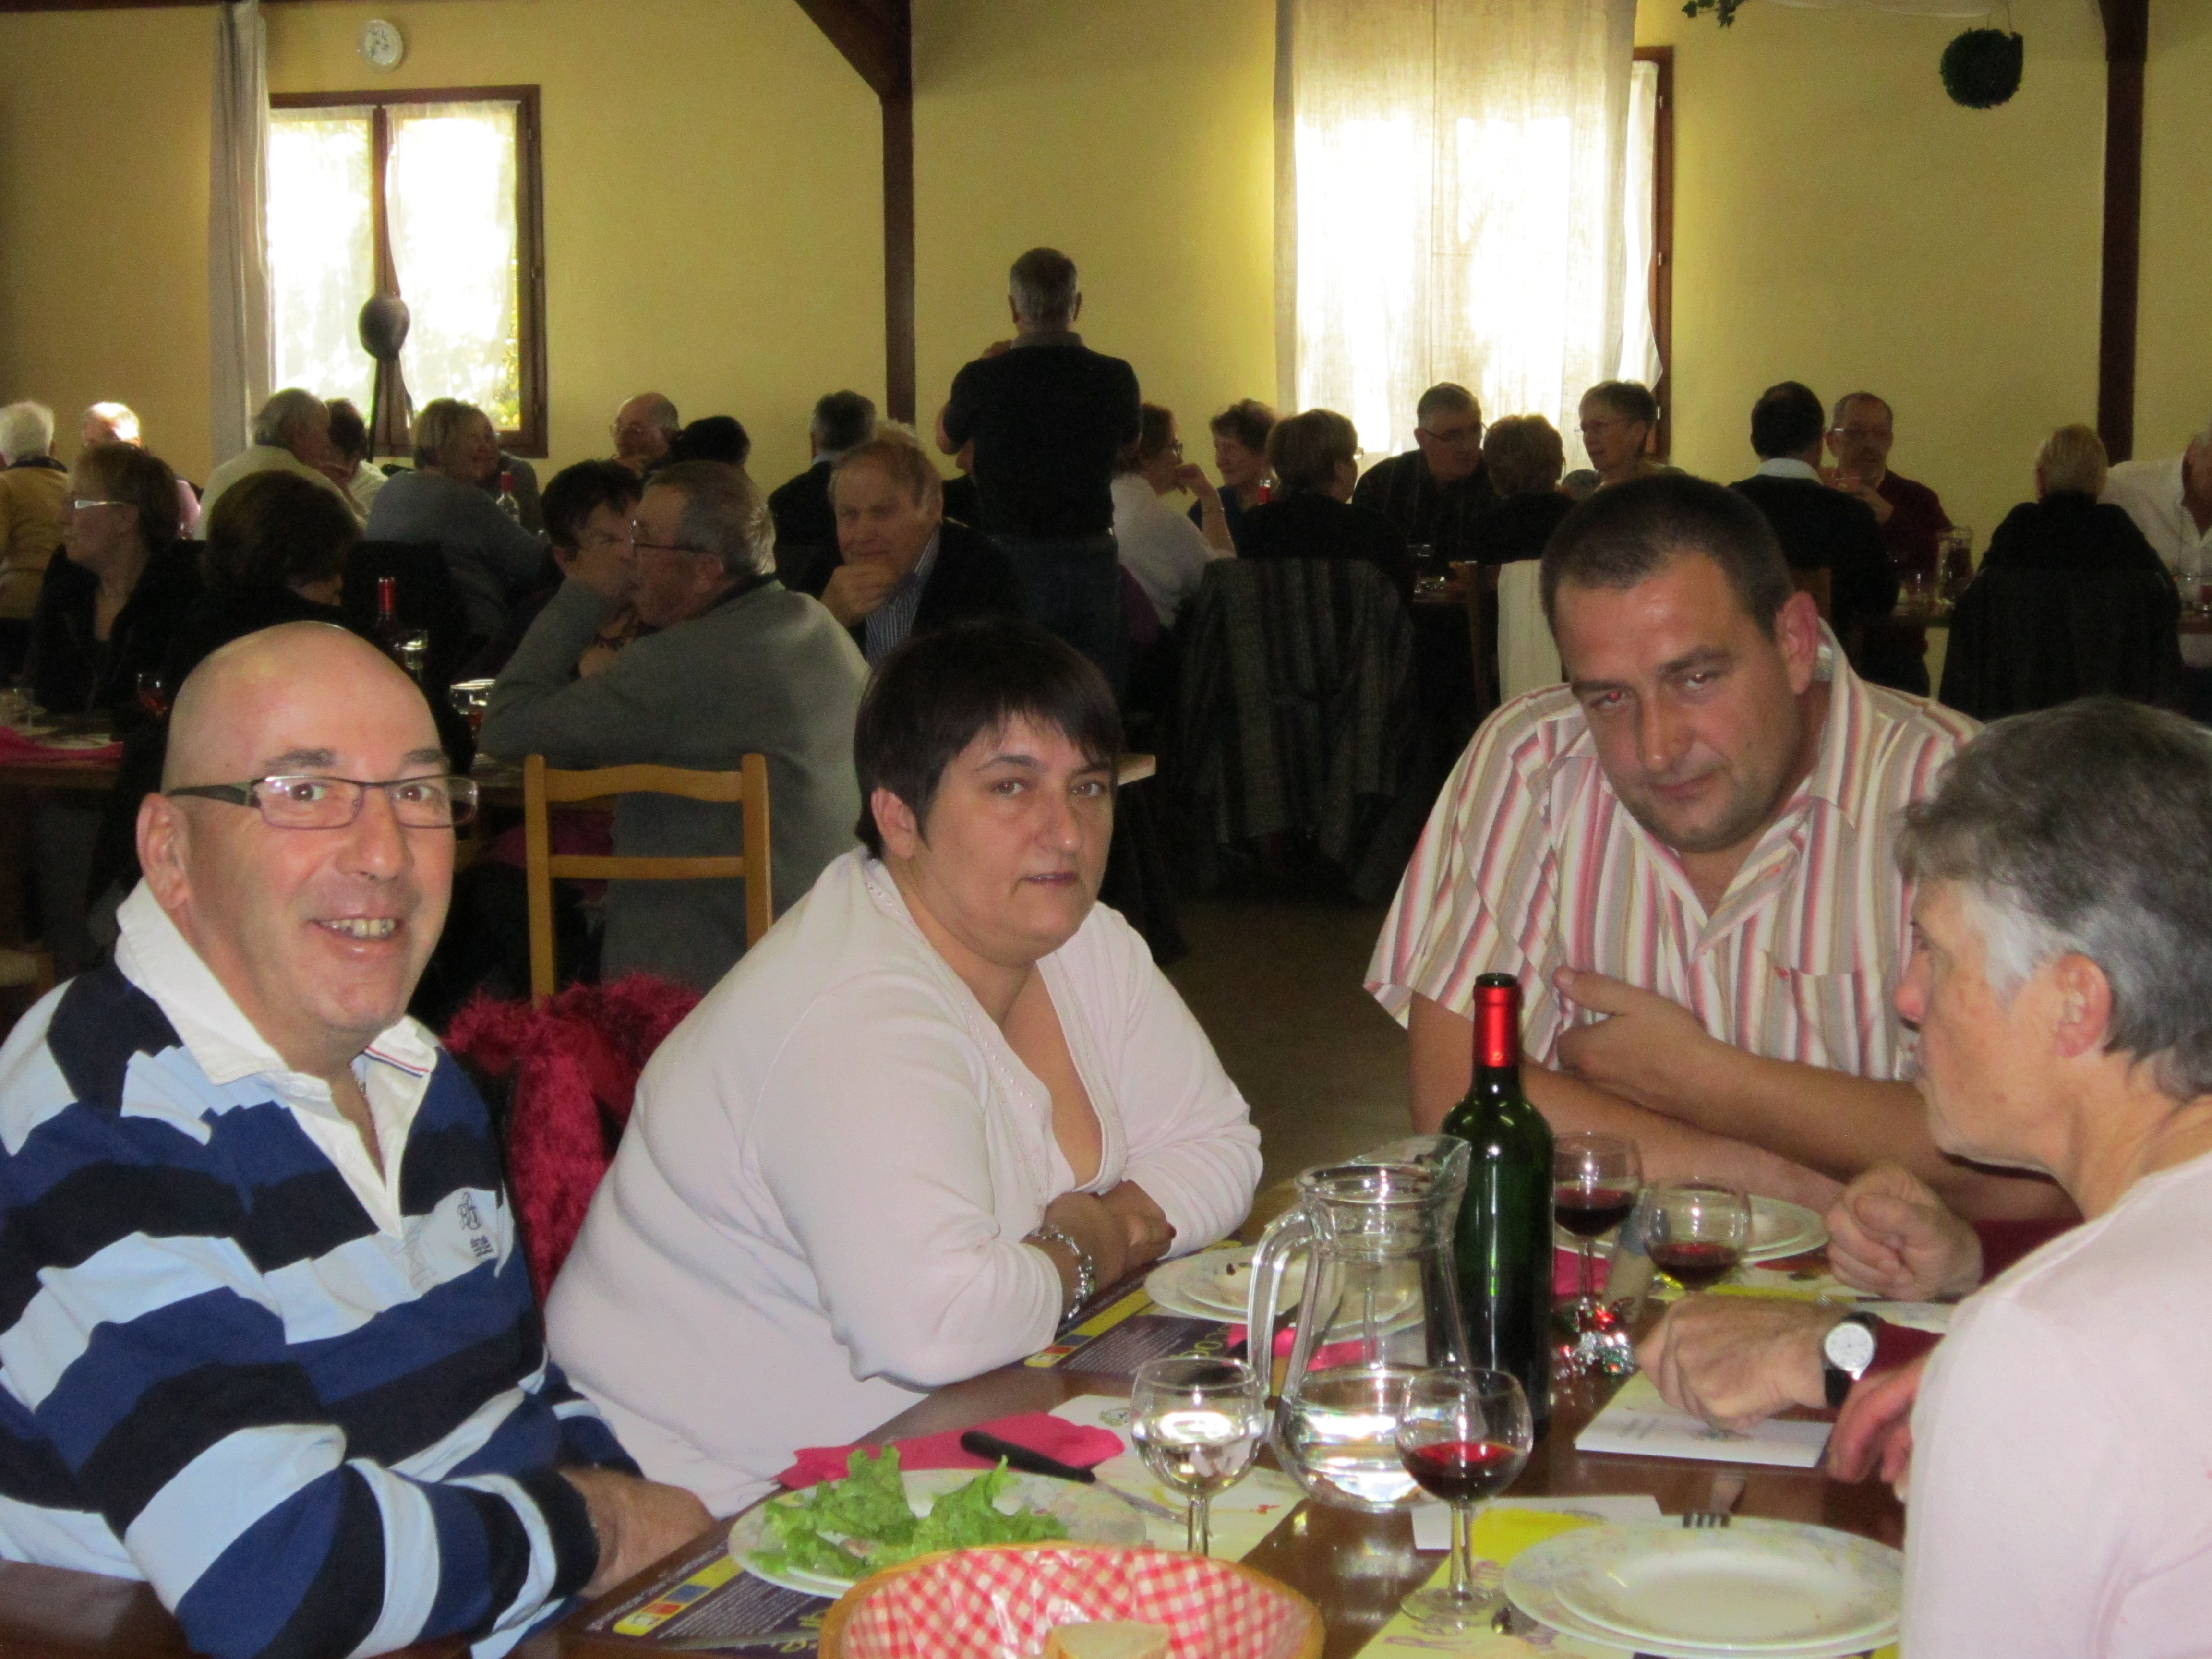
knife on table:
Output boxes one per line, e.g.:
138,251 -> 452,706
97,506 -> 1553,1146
957,1429 -> 1182,1523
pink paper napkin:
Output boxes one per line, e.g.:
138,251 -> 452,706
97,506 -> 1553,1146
774,1410 -> 1124,1490
1227,1324 -> 1369,1370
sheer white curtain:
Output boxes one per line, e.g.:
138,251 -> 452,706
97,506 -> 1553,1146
1276,0 -> 1640,463
209,0 -> 271,466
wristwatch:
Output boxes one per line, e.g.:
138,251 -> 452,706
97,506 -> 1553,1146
1822,1311 -> 1881,1408
1029,1219 -> 1095,1310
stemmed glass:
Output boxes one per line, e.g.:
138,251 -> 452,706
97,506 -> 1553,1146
1646,1178 -> 1753,1294
135,668 -> 172,720
1129,1356 -> 1266,1556
1553,1132 -> 1642,1373
1394,1367 -> 1534,1631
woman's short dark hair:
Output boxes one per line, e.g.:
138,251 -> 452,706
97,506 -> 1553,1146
1209,399 -> 1275,455
669,415 -> 751,468
1540,472 -> 1794,639
326,398 -> 370,465
201,470 -> 358,590
1116,403 -> 1178,476
853,619 -> 1123,857
72,441 -> 181,553
1266,409 -> 1358,497
541,459 -> 642,552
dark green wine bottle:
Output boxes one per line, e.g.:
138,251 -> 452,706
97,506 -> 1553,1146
1441,972 -> 1554,1432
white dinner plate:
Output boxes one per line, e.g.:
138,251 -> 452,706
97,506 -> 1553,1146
729,1467 -> 1145,1596
1144,1246 -> 1305,1322
1503,1520 -> 1900,1659
1744,1196 -> 1827,1263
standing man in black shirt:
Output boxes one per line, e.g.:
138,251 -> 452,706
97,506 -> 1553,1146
1349,382 -> 1498,565
938,247 -> 1141,692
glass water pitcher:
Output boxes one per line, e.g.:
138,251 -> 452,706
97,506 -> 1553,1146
1244,1136 -> 1473,1511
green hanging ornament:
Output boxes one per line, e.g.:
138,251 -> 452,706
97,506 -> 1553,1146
1680,0 -> 1747,23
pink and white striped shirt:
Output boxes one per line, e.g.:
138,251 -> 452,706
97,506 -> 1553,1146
1367,645 -> 1976,1079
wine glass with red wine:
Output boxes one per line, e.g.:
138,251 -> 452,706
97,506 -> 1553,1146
135,669 -> 171,721
1393,1367 -> 1533,1631
1553,1132 -> 1642,1372
1646,1178 -> 1753,1294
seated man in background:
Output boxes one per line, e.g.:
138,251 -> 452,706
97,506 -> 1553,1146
0,399 -> 67,672
610,391 -> 680,477
481,460 -> 866,992
322,397 -> 387,517
1351,382 -> 1497,564
1369,475 -> 2060,1219
1730,381 -> 1896,674
790,428 -> 1022,664
1824,391 -> 1949,695
769,389 -> 877,581
1643,699 -> 2212,1654
547,621 -> 1261,1513
0,624 -> 707,1659
198,388 -> 361,525
2103,411 -> 2212,718
366,398 -> 550,643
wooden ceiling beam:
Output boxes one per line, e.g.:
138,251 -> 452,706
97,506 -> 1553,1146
2095,0 -> 2150,461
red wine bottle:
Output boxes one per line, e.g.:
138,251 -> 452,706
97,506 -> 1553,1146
373,575 -> 403,648
1441,974 -> 1554,1432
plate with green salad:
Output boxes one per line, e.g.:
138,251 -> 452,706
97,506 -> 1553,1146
729,1446 -> 1148,1595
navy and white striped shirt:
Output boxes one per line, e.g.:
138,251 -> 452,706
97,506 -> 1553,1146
0,885 -> 634,1659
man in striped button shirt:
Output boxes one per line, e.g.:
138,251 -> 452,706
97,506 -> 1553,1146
1370,474 -> 2067,1219
0,625 -> 709,1659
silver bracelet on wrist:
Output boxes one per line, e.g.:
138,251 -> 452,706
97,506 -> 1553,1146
1029,1219 -> 1095,1309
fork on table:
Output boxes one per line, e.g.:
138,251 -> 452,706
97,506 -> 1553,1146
1682,1467 -> 1748,1528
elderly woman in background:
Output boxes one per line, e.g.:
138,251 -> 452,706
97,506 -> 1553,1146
1978,424 -> 2164,575
1574,379 -> 1665,494
1465,414 -> 1571,565
26,442 -> 199,720
1235,408 -> 1413,601
547,620 -> 1261,1513
366,397 -> 548,640
1190,398 -> 1274,549
0,400 -> 68,670
1112,402 -> 1233,631
78,399 -> 204,535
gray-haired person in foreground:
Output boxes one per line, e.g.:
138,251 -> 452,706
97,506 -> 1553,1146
1635,697 -> 2212,1654
480,459 -> 867,991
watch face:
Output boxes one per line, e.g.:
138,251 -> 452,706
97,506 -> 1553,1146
360,20 -> 405,71
1825,1315 -> 1878,1376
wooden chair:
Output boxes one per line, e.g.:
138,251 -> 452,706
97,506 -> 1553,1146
521,753 -> 771,1004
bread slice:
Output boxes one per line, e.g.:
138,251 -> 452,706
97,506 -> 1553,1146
1040,1622 -> 1172,1659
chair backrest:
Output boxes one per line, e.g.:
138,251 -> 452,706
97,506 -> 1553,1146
522,753 -> 773,1002
1937,563 -> 2185,721
1494,559 -> 1562,704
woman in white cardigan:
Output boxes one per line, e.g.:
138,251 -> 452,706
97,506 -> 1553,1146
545,619 -> 1262,1515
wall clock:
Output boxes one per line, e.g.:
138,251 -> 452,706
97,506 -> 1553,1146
359,19 -> 407,72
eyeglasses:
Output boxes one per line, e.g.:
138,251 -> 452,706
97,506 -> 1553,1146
628,518 -> 705,556
1419,425 -> 1484,445
166,773 -> 479,830
69,497 -> 129,512
1577,419 -> 1630,437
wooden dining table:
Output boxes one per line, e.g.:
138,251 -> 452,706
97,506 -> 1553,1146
0,1347 -> 1900,1659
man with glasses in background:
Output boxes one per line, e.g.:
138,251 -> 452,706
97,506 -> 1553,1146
1824,391 -> 1952,694
609,391 -> 681,477
0,624 -> 710,1659
1351,382 -> 1498,565
481,460 -> 866,990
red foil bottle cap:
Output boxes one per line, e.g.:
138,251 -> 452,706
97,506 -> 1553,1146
1472,973 -> 1519,1071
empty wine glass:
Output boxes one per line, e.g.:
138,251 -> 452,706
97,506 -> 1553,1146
1394,1367 -> 1533,1631
1129,1356 -> 1266,1555
1646,1178 -> 1752,1295
1553,1132 -> 1642,1375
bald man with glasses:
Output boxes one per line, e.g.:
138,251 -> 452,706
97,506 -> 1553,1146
0,624 -> 710,1659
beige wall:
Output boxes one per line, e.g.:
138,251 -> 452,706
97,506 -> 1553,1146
0,0 -> 2200,528
911,0 -> 1279,459
2135,2 -> 2212,462
0,0 -> 884,490
1635,0 -> 2109,544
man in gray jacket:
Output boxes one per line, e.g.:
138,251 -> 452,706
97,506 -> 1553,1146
481,460 -> 866,991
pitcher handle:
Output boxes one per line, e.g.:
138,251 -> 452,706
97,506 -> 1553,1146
1245,1205 -> 1311,1402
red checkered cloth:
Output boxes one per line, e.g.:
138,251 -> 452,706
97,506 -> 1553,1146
830,1544 -> 1315,1659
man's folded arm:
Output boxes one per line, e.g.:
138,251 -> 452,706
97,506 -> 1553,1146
40,1275 -> 603,1659
1407,992 -> 1840,1209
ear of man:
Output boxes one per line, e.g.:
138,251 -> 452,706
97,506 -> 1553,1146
2047,953 -> 2115,1063
135,791 -> 193,916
